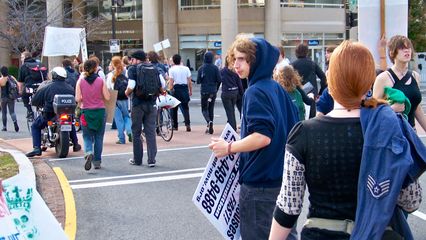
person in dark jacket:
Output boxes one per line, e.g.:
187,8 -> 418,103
26,67 -> 81,157
220,56 -> 243,131
209,37 -> 299,240
197,51 -> 221,134
291,43 -> 327,98
62,58 -> 79,90
17,51 -> 47,118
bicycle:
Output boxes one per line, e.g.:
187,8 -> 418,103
156,106 -> 173,142
25,83 -> 41,134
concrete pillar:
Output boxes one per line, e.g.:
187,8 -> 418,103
162,0 -> 179,59
221,0 -> 238,60
264,0 -> 281,46
46,0 -> 64,70
0,1 -> 11,67
143,0 -> 160,52
72,0 -> 86,27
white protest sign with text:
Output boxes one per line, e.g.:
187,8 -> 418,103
193,124 -> 241,240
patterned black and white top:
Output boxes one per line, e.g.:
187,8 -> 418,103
273,116 -> 422,236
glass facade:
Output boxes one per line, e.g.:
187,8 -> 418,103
179,0 -> 265,10
86,0 -> 142,20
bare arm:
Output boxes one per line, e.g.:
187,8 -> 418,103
208,132 -> 271,158
187,76 -> 192,96
102,80 -> 110,101
0,77 -> 6,87
373,71 -> 405,113
269,219 -> 293,240
168,78 -> 175,91
413,72 -> 426,132
75,79 -> 82,103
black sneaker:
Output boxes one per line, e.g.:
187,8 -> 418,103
26,148 -> 42,157
1,127 -> 6,131
73,144 -> 82,152
84,154 -> 93,171
14,122 -> 19,132
148,163 -> 156,168
186,125 -> 191,132
208,121 -> 214,134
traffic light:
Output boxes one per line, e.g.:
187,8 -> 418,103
346,12 -> 358,28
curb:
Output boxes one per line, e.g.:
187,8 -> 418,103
0,140 -> 66,228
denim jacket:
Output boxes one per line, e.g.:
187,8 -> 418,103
351,105 -> 426,240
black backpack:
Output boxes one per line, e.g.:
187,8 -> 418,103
24,62 -> 48,84
65,69 -> 79,90
114,73 -> 129,100
134,63 -> 160,100
7,76 -> 19,100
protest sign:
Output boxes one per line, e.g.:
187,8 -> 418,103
1,176 -> 67,240
42,27 -> 85,57
193,124 -> 241,240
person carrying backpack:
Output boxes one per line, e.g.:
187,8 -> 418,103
0,66 -> 19,132
17,51 -> 48,118
107,56 -> 132,144
125,50 -> 163,167
62,58 -> 79,90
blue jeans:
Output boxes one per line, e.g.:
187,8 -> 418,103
31,115 -> 48,148
81,115 -> 106,164
131,102 -> 157,165
240,184 -> 298,240
114,99 -> 132,143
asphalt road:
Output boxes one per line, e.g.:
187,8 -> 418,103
2,84 -> 426,239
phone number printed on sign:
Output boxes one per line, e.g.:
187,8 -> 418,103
192,124 -> 241,240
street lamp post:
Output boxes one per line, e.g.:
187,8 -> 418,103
111,0 -> 116,39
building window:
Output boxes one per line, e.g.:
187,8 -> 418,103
87,0 -> 142,20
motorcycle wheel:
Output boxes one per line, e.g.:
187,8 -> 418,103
55,131 -> 70,158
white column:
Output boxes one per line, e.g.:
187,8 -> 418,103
0,1 -> 10,67
162,0 -> 179,59
143,0 -> 160,52
46,0 -> 64,70
265,0 -> 281,46
221,0 -> 238,61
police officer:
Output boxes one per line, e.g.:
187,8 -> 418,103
26,67 -> 81,157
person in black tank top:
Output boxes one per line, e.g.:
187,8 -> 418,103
373,35 -> 426,132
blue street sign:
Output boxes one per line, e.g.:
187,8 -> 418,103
214,41 -> 222,47
308,40 -> 319,46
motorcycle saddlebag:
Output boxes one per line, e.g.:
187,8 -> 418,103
53,94 -> 76,114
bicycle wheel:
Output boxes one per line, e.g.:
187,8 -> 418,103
158,108 -> 173,142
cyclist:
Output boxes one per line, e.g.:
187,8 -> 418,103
26,67 -> 81,157
17,51 -> 47,119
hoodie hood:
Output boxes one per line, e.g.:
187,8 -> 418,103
85,72 -> 98,84
248,38 -> 279,86
203,51 -> 214,64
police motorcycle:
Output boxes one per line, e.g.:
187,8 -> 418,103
39,68 -> 79,158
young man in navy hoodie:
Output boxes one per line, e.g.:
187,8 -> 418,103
209,37 -> 299,240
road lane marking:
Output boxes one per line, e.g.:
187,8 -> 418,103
71,172 -> 203,189
49,145 -> 209,161
53,167 -> 77,240
68,167 -> 205,183
413,210 -> 426,220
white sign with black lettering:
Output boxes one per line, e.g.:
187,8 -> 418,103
192,124 -> 241,240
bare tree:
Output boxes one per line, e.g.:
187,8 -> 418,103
0,0 -> 106,57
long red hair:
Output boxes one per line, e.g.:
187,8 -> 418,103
328,41 -> 384,109
111,56 -> 124,83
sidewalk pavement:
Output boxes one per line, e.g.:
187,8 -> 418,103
0,123 -> 228,227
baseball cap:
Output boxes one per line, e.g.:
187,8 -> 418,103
130,50 -> 146,61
